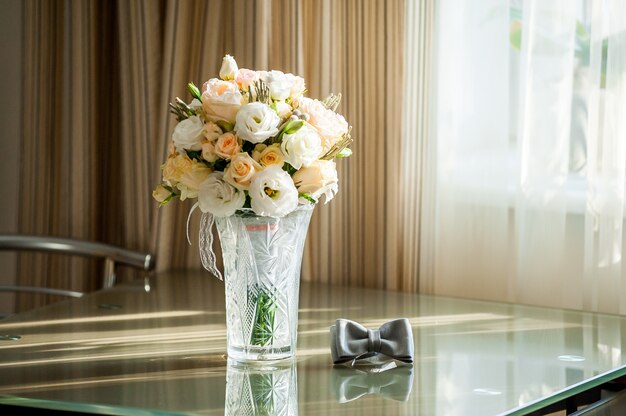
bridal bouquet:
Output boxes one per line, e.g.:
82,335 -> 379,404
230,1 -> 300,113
153,55 -> 352,218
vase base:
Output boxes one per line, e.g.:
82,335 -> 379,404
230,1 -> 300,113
227,345 -> 294,362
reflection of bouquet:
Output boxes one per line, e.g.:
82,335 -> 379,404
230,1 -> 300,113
153,55 -> 353,218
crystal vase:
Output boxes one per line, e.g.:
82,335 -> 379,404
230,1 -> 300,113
215,205 -> 314,362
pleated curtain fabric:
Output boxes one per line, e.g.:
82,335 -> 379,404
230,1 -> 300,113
18,0 -> 426,311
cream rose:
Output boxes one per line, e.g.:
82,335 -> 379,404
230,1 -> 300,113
203,122 -> 222,141
214,132 -> 241,160
219,55 -> 239,81
176,159 -> 212,200
172,115 -> 204,152
224,152 -> 262,190
252,143 -> 284,167
280,123 -> 322,169
198,172 -> 246,217
234,102 -> 281,144
274,101 -> 292,121
235,68 -> 259,91
152,184 -> 172,203
162,153 -> 193,185
298,97 -> 349,151
201,78 -> 244,124
292,160 -> 338,204
249,165 -> 298,217
201,141 -> 218,163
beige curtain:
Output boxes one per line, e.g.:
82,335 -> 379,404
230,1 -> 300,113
18,0 -> 422,311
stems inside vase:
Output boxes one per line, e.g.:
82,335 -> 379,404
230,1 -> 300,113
250,284 -> 277,346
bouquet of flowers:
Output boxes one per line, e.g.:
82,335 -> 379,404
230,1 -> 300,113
153,55 -> 352,218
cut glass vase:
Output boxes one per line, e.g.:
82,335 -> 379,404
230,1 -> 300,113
215,205 -> 314,362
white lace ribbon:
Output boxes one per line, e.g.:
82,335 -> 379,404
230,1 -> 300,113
186,204 -> 223,280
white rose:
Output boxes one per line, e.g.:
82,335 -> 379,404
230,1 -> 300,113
249,165 -> 298,217
259,70 -> 292,101
219,55 -> 239,81
292,160 -> 338,204
280,124 -> 322,169
198,172 -> 246,217
234,102 -> 281,143
172,116 -> 204,152
224,152 -> 262,190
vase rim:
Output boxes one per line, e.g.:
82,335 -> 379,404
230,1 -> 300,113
232,203 -> 315,218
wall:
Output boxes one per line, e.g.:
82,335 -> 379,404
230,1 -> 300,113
0,0 -> 22,313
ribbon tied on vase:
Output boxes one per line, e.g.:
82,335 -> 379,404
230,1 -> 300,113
330,318 -> 414,364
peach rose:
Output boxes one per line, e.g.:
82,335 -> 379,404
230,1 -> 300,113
224,152 -> 262,190
201,78 -> 244,124
252,143 -> 284,168
292,159 -> 338,204
214,132 -> 241,160
235,68 -> 259,91
298,97 -> 349,151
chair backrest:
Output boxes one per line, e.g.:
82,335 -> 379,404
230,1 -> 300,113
0,235 -> 155,294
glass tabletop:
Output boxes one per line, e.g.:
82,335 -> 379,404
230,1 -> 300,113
1,270 -> 625,415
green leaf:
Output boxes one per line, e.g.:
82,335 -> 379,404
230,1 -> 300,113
336,147 -> 352,158
282,163 -> 297,175
185,150 -> 202,161
283,119 -> 304,135
187,82 -> 202,101
216,120 -> 234,132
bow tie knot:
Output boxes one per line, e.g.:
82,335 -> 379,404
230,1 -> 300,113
330,318 -> 414,364
367,329 -> 382,353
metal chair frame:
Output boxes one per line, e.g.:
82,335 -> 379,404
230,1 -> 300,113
0,235 -> 155,299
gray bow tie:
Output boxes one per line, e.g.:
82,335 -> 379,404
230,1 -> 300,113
332,366 -> 414,403
330,318 -> 414,364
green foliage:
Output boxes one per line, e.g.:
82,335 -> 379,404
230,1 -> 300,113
185,149 -> 203,161
283,119 -> 304,135
282,163 -> 297,175
250,285 -> 277,346
169,97 -> 197,121
216,120 -> 234,132
299,193 -> 317,204
187,82 -> 202,101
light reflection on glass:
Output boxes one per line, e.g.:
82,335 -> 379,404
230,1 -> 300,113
558,355 -> 585,362
225,359 -> 297,416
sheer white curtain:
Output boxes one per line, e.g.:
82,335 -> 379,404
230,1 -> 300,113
428,0 -> 626,314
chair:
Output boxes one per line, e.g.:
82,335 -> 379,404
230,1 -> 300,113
0,235 -> 155,300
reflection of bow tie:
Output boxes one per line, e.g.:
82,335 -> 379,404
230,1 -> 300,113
332,366 -> 414,403
330,318 -> 414,364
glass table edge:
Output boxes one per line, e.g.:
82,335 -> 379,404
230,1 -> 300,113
501,365 -> 626,416
0,395 -> 188,416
